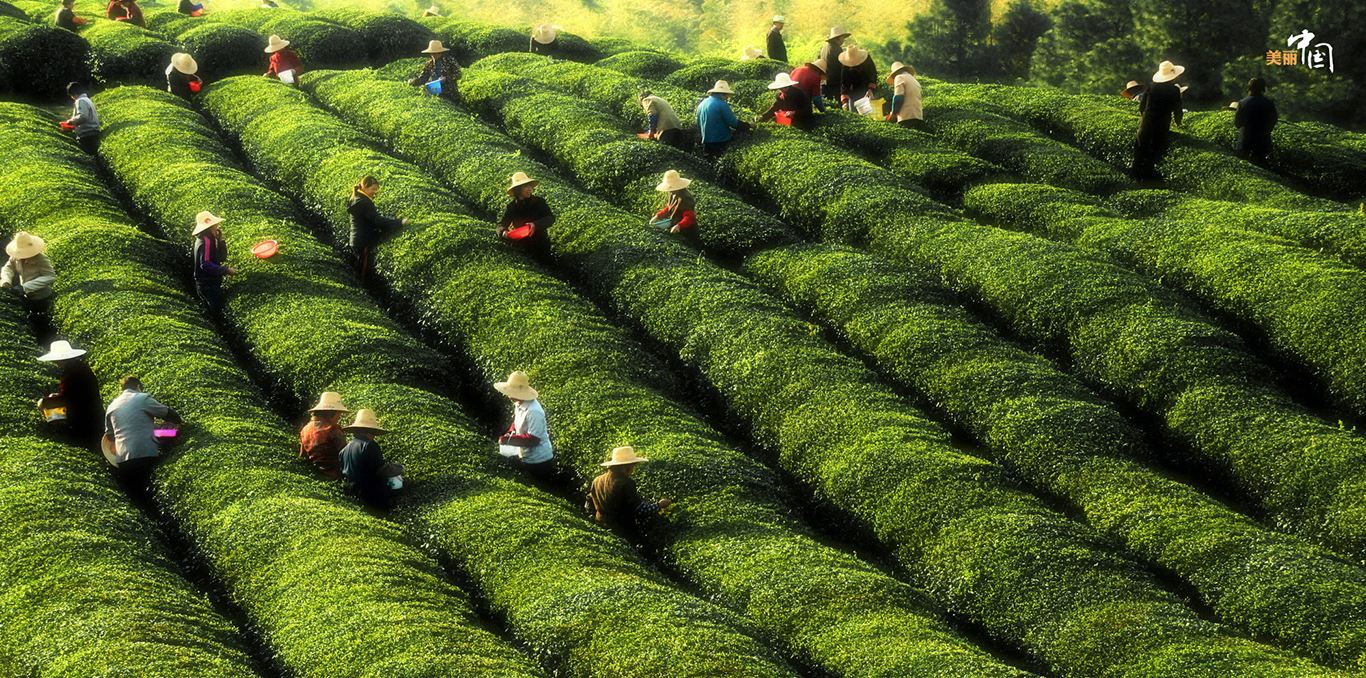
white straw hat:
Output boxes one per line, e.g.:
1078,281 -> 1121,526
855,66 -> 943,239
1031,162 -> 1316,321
505,172 -> 538,196
171,52 -> 198,75
825,26 -> 850,41
806,57 -> 827,73
707,80 -> 734,95
494,370 -> 539,400
742,46 -> 762,61
767,72 -> 796,90
772,14 -> 784,22
532,24 -> 559,45
1152,60 -> 1184,83
601,445 -> 649,467
308,391 -> 350,413
5,231 -> 45,259
421,39 -> 450,54
264,34 -> 290,53
655,170 -> 691,192
838,46 -> 868,68
38,340 -> 86,362
344,408 -> 388,433
192,211 -> 224,236
423,5 -> 440,15
889,61 -> 913,78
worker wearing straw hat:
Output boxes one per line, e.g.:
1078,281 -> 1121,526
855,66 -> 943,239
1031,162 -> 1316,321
103,375 -> 182,494
38,339 -> 102,444
61,82 -> 101,155
817,26 -> 851,101
191,211 -> 235,315
758,71 -> 813,129
530,24 -> 560,56
2,231 -> 57,342
1120,79 -> 1146,103
767,15 -> 787,64
650,170 -> 697,237
789,58 -> 828,112
637,90 -> 686,149
886,62 -> 922,128
262,34 -> 303,84
585,446 -> 672,531
837,44 -> 877,112
1131,60 -> 1185,181
165,52 -> 201,99
340,409 -> 397,510
494,371 -> 557,483
1234,77 -> 1278,165
299,392 -> 349,480
409,40 -> 461,99
421,4 -> 440,16
696,80 -> 748,158
347,176 -> 407,283
498,172 -> 556,259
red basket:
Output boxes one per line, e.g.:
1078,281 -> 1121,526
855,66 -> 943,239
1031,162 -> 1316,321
58,121 -> 74,131
188,79 -> 203,93
506,223 -> 534,240
775,110 -> 794,127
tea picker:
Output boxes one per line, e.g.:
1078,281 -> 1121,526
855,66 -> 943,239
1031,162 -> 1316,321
166,53 -> 203,100
886,62 -> 923,128
60,82 -> 101,155
1,231 -> 57,343
530,24 -> 560,57
498,172 -> 556,259
585,446 -> 672,532
410,40 -> 461,100
838,45 -> 877,113
767,15 -> 787,64
817,26 -> 852,101
638,91 -> 687,149
696,80 -> 749,158
36,340 -> 103,445
650,170 -> 697,237
263,35 -> 303,85
103,376 -> 183,495
300,392 -> 349,480
192,211 -> 236,315
1131,60 -> 1186,181
758,72 -> 813,129
1233,77 -> 1278,165
494,371 -> 558,484
347,176 -> 407,283
177,0 -> 205,15
789,58 -> 828,112
107,0 -> 144,26
54,0 -> 89,31
339,409 -> 402,511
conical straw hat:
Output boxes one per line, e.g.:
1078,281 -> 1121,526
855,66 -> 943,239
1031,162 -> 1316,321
344,408 -> 388,433
5,231 -> 45,259
192,210 -> 223,235
309,391 -> 349,413
601,445 -> 649,467
494,370 -> 539,400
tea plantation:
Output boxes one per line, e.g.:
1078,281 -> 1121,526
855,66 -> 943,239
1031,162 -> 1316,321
2,3 -> 1366,676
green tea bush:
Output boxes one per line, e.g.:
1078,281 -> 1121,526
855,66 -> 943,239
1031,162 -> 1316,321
424,17 -> 601,63
934,82 -> 1349,211
176,9 -> 361,68
214,71 -> 1030,678
499,58 -> 1366,564
0,101 -> 541,678
743,242 -> 1366,669
594,49 -> 685,80
94,84 -> 794,678
0,282 -> 259,677
662,56 -> 790,90
291,70 -> 1337,678
311,8 -> 432,64
0,16 -> 88,96
176,23 -> 265,78
965,182 -> 1366,420
81,19 -> 177,82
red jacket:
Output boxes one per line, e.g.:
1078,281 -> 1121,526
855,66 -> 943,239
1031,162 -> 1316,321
790,65 -> 824,100
266,48 -> 304,77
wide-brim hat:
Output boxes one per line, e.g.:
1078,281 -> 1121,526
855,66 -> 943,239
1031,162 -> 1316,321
742,46 -> 762,61
344,408 -> 388,433
806,57 -> 827,73
264,34 -> 290,53
506,171 -> 538,196
601,445 -> 649,467
309,391 -> 349,413
5,231 -> 45,259
192,210 -> 224,235
655,169 -> 691,192
767,72 -> 796,90
826,26 -> 850,41
1152,60 -> 1184,83
424,5 -> 440,15
772,14 -> 784,22
171,52 -> 198,75
1123,80 -> 1142,94
494,370 -> 538,400
532,24 -> 559,45
421,40 -> 450,54
38,340 -> 86,362
838,46 -> 868,68
707,80 -> 734,95
888,61 -> 911,79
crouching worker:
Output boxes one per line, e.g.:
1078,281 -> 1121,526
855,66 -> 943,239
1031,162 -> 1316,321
103,375 -> 182,496
585,446 -> 671,533
340,409 -> 402,511
299,391 -> 348,479
410,40 -> 460,99
650,170 -> 696,239
498,172 -> 555,259
494,371 -> 556,484
638,91 -> 686,150
263,35 -> 304,84
2,231 -> 57,342
758,72 -> 813,129
38,339 -> 103,445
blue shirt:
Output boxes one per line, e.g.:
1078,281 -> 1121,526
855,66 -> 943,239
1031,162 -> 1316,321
696,95 -> 739,144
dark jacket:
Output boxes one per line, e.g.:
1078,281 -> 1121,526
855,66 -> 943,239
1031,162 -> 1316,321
766,27 -> 787,63
841,57 -> 877,97
818,41 -> 844,97
761,86 -> 813,128
1234,94 -> 1278,155
55,7 -> 77,30
347,193 -> 402,251
176,0 -> 198,13
412,55 -> 461,97
167,68 -> 198,99
585,471 -> 661,529
192,233 -> 229,283
530,38 -> 558,56
1138,81 -> 1183,135
340,438 -> 389,509
499,195 -> 554,231
58,360 -> 102,441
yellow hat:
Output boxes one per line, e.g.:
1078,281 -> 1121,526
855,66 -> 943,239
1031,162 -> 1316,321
5,231 -> 45,259
264,34 -> 290,53
494,370 -> 539,400
601,445 -> 649,467
308,391 -> 349,413
655,170 -> 691,192
344,408 -> 388,433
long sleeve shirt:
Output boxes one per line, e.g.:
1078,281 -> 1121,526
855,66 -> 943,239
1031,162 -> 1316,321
69,94 -> 100,137
55,7 -> 78,30
105,389 -> 172,463
891,73 -> 923,122
696,95 -> 739,144
108,0 -> 144,25
790,65 -> 824,100
840,57 -> 877,97
412,55 -> 461,96
347,193 -> 402,250
57,361 -> 103,438
340,437 -> 388,500
265,48 -> 304,78
167,66 -> 198,99
176,0 -> 200,13
766,27 -> 787,63
761,86 -> 813,128
192,234 -> 229,282
655,189 -> 696,230
1139,81 -> 1183,132
1,254 -> 56,300
585,471 -> 661,528
818,42 -> 844,94
299,418 -> 346,479
642,95 -> 682,135
498,195 -> 555,232
501,399 -> 554,464
1234,94 -> 1278,152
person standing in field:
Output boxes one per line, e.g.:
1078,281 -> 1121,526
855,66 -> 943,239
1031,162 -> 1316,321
1131,60 -> 1184,181
347,176 -> 406,283
838,45 -> 876,111
38,340 -> 103,446
104,375 -> 182,494
191,211 -> 235,316
409,40 -> 461,100
585,446 -> 672,533
766,15 -> 787,64
638,91 -> 686,149
697,80 -> 747,158
530,24 -> 559,56
885,62 -> 923,128
1233,77 -> 1278,165
262,35 -> 304,83
497,172 -> 556,259
1,231 -> 57,342
494,371 -> 558,484
817,26 -> 851,102
299,392 -> 348,480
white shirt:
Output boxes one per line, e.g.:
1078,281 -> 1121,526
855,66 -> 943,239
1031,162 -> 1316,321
105,389 -> 171,463
511,399 -> 553,464
893,73 -> 923,122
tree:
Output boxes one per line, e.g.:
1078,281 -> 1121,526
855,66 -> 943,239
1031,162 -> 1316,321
991,0 -> 1051,80
900,0 -> 992,78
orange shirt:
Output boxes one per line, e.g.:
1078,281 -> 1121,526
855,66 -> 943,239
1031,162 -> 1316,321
299,418 -> 346,479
